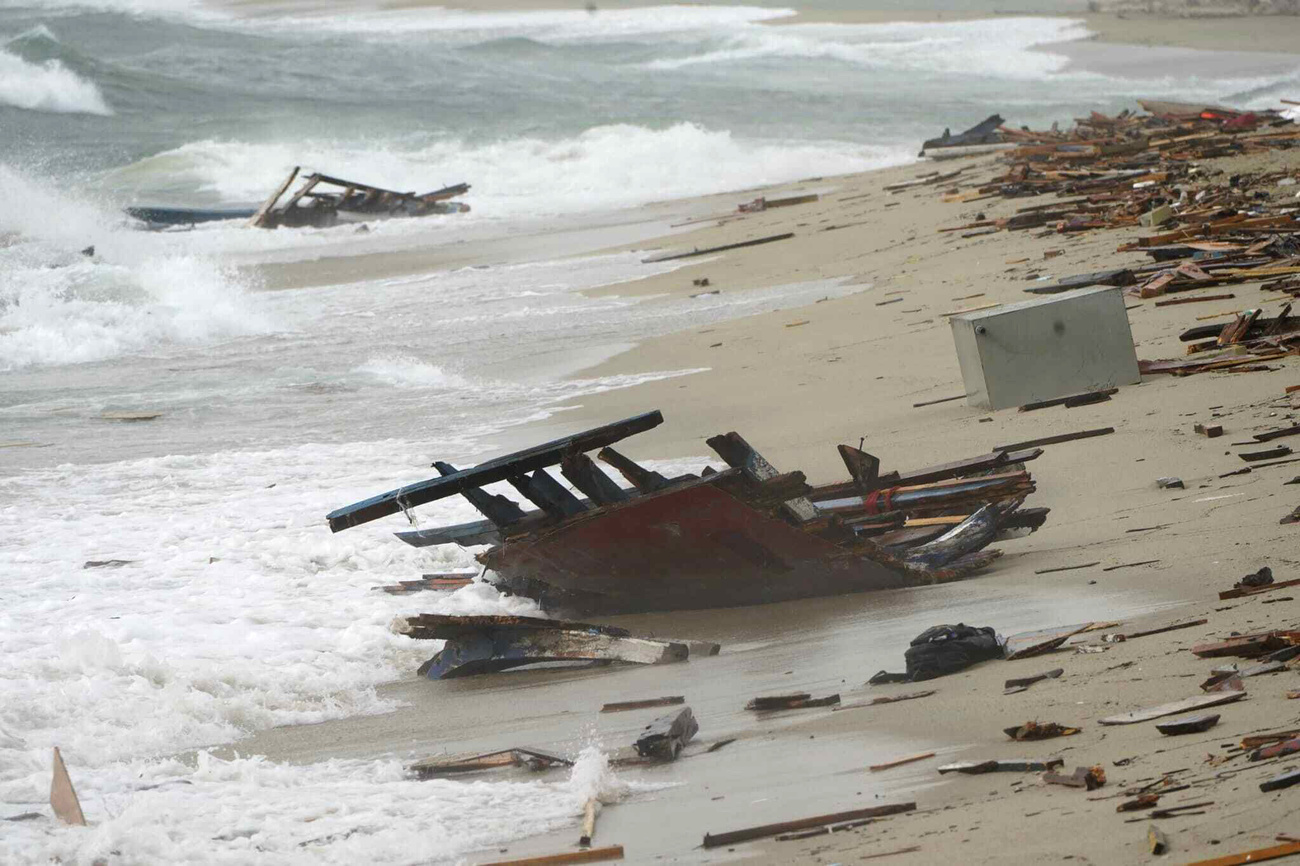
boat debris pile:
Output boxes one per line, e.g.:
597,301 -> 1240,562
249,167 -> 470,229
327,410 -> 1050,617
125,166 -> 471,229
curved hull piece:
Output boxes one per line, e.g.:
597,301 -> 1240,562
483,480 -> 916,616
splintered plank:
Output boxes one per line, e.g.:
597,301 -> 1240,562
479,845 -> 625,865
327,411 -> 661,531
868,751 -> 935,772
248,165 -> 300,228
1098,691 -> 1246,725
994,427 -> 1115,452
1183,841 -> 1300,866
597,447 -> 669,492
601,696 -> 685,713
641,233 -> 794,264
702,802 -> 916,848
50,748 -> 86,826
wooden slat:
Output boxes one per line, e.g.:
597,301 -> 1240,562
326,412 -> 661,531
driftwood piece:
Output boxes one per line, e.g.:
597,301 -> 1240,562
479,845 -> 624,866
641,232 -> 794,264
1148,824 -> 1169,855
706,432 -> 817,523
1155,714 -> 1220,735
634,707 -> 698,761
50,748 -> 85,826
1098,691 -> 1246,725
702,802 -> 916,848
578,797 -> 598,848
601,696 -> 684,713
746,693 -> 840,711
1003,668 -> 1063,694
938,758 -> 1063,775
410,747 -> 571,778
868,751 -> 935,772
994,427 -> 1115,452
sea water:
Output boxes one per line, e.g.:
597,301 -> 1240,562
2,0 -> 1298,860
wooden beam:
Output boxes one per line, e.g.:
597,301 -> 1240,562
597,447 -> 668,492
326,411 -> 660,531
703,802 -> 916,848
509,469 -> 588,519
248,166 -> 299,228
434,462 -> 524,526
560,452 -> 629,505
479,845 -> 625,866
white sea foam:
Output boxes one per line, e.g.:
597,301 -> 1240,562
116,123 -> 914,213
647,17 -> 1090,78
0,46 -> 111,115
354,356 -> 472,389
0,165 -> 268,370
0,747 -> 656,864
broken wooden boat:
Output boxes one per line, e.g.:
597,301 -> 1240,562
248,167 -> 470,229
327,410 -> 1049,615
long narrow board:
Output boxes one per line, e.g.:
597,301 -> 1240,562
641,233 -> 794,264
327,411 -> 662,531
1098,690 -> 1246,725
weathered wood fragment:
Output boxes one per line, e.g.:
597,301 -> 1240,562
434,461 -> 525,526
1195,423 -> 1224,438
837,444 -> 880,489
1148,824 -> 1169,855
578,797 -> 598,848
634,707 -> 698,761
702,802 -> 916,848
479,845 -> 625,866
1034,562 -> 1099,575
1182,840 -> 1300,866
1004,721 -> 1080,740
994,427 -> 1115,452
1043,765 -> 1105,790
596,447 -> 668,492
1120,619 -> 1208,640
1003,668 -> 1063,694
938,758 -> 1063,775
1155,714 -> 1219,735
706,431 -> 817,522
868,751 -> 935,772
641,233 -> 794,264
1192,632 -> 1296,658
248,166 -> 300,228
1098,691 -> 1246,725
1240,445 -> 1292,462
600,696 -> 684,713
509,469 -> 588,519
746,693 -> 840,711
50,748 -> 85,826
410,748 -> 571,778
560,452 -> 628,506
1018,389 -> 1116,412
1260,769 -> 1300,793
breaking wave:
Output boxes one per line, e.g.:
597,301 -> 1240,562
647,17 -> 1092,79
0,45 -> 111,115
113,123 -> 915,214
0,165 -> 267,370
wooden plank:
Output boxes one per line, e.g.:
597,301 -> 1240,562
994,427 -> 1114,452
434,462 -> 525,527
1035,562 -> 1099,575
1098,691 -> 1246,725
1254,424 -> 1300,443
50,747 -> 85,826
601,696 -> 684,713
1154,293 -> 1236,307
560,452 -> 629,506
912,394 -> 965,408
1219,577 -> 1300,600
510,469 -> 588,519
703,802 -> 917,848
868,751 -> 935,772
248,166 -> 300,228
597,447 -> 668,492
479,845 -> 624,866
1183,841 -> 1300,866
327,412 -> 661,530
1019,389 -> 1116,412
641,233 -> 794,264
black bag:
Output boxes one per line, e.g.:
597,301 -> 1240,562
904,623 -> 1002,682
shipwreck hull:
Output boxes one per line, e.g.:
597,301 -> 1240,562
483,478 -> 912,615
